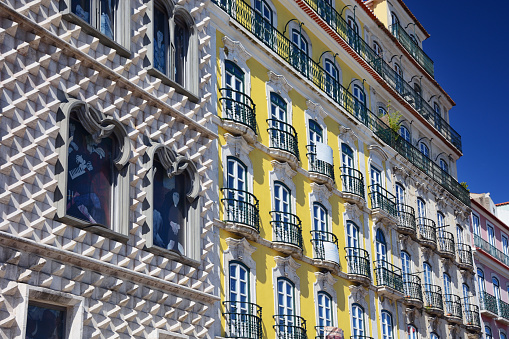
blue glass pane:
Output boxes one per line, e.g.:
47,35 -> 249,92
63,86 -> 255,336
26,304 -> 65,339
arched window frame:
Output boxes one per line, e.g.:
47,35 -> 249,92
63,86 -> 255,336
381,310 -> 393,339
419,141 -> 429,158
373,41 -> 383,58
477,268 -> 485,294
221,37 -> 252,97
401,251 -> 411,275
375,228 -> 387,263
316,291 -> 333,328
253,0 -> 277,27
390,11 -> 399,26
485,325 -> 493,339
407,324 -> 418,339
312,202 -> 329,233
228,260 -> 251,303
430,332 -> 439,339
351,303 -> 366,337
399,124 -> 411,143
439,158 -> 449,174
273,256 -> 301,318
223,237 -> 257,303
314,272 -> 338,331
55,98 -> 131,241
266,72 -> 293,124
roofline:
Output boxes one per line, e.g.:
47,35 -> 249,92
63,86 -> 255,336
354,0 -> 456,107
394,0 -> 430,39
496,202 -> 509,206
471,199 -> 509,231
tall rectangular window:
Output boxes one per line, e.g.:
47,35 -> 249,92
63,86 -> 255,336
472,214 -> 480,236
488,225 -> 495,247
26,303 -> 66,339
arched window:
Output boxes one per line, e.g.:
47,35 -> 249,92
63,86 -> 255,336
381,311 -> 393,339
351,304 -> 365,337
375,229 -> 387,263
443,273 -> 452,305
317,292 -> 333,329
269,93 -> 289,149
373,42 -> 383,57
395,183 -> 405,206
324,59 -> 339,99
253,0 -> 273,43
341,144 -> 354,169
276,278 -> 295,333
439,159 -> 448,174
346,221 -> 359,251
174,13 -> 192,87
229,261 -> 249,304
407,325 -> 417,339
401,251 -> 411,276
423,262 -> 433,285
309,120 -> 323,145
419,142 -> 429,158
409,33 -> 418,45
501,331 -> 507,339
417,198 -> 426,222
274,181 -> 291,215
347,16 -> 359,35
462,283 -> 470,307
254,0 -> 273,24
456,225 -> 464,245
224,157 -> 248,224
378,106 -> 388,117
414,83 -> 422,110
270,92 -> 287,123
472,213 -> 480,236
390,12 -> 399,26
436,211 -> 445,242
394,63 -> 403,93
433,102 -> 442,130
477,268 -> 485,294
430,333 -> 439,339
225,60 -> 245,93
399,125 -> 410,142
153,1 -> 171,75
313,203 -> 328,233
352,84 -> 366,119
291,27 -> 309,75
485,325 -> 493,339
353,84 -> 365,104
494,277 -> 501,312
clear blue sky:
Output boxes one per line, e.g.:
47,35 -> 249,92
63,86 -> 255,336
404,0 -> 509,204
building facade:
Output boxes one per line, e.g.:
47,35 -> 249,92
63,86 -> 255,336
211,0 -> 481,338
471,194 -> 509,339
0,0 -> 220,338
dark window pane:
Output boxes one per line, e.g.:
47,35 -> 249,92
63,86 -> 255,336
154,6 -> 168,74
72,0 -> 91,23
175,18 -> 189,86
26,304 -> 65,339
100,0 -> 117,39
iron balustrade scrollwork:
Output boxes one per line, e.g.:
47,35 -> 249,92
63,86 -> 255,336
345,247 -> 371,279
310,230 -> 338,261
444,294 -> 462,319
418,218 -> 437,245
423,284 -> 443,310
306,145 -> 335,180
219,88 -> 257,134
437,229 -> 455,255
464,304 -> 481,328
403,274 -> 423,302
267,119 -> 299,160
474,234 -> 509,266
270,211 -> 303,249
340,167 -> 365,198
223,301 -> 263,339
221,188 -> 260,233
481,291 -> 499,315
273,315 -> 308,339
369,184 -> 397,217
457,243 -> 473,266
212,0 -> 469,206
373,260 -> 404,293
396,203 -> 416,234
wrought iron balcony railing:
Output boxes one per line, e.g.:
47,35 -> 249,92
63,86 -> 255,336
340,167 -> 365,199
481,291 -> 499,315
457,243 -> 473,267
373,260 -> 404,293
212,0 -> 470,207
389,22 -> 434,77
270,211 -> 303,250
297,0 -> 461,152
437,230 -> 455,256
345,247 -> 371,279
464,304 -> 481,328
306,145 -> 335,180
223,301 -> 263,339
474,234 -> 509,266
273,315 -> 307,339
418,218 -> 437,245
423,284 -> 443,310
267,119 -> 299,160
403,274 -> 423,302
369,184 -> 397,217
220,88 -> 257,134
499,299 -> 509,321
311,231 -> 339,261
396,203 -> 416,234
221,188 -> 260,233
444,294 -> 462,319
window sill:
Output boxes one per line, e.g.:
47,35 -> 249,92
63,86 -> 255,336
62,13 -> 131,59
145,243 -> 201,268
147,67 -> 200,103
57,215 -> 129,244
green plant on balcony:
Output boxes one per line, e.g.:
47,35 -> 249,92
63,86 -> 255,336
380,101 -> 402,136
460,182 -> 470,192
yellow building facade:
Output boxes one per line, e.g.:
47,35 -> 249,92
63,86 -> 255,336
210,0 -> 481,338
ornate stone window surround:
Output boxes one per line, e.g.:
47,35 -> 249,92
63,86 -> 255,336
269,161 -> 297,213
367,144 -> 388,188
305,100 -> 328,145
266,72 -> 293,124
314,272 -> 338,327
338,126 -> 358,168
221,134 -> 254,193
220,36 -> 252,97
343,203 -> 365,249
272,256 -> 301,316
223,237 -> 257,302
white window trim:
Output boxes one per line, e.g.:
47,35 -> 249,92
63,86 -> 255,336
254,0 -> 278,27
322,56 -> 343,86
287,21 -> 312,57
314,272 -> 338,327
273,256 -> 301,316
367,144 -> 388,188
269,161 -> 297,213
223,237 -> 257,302
305,100 -> 328,145
266,71 -> 293,124
309,183 -> 333,227
221,36 -> 252,97
221,134 -> 254,193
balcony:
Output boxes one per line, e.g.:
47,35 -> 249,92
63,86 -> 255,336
311,231 -> 340,273
403,274 -> 423,308
306,144 -> 335,187
480,291 -> 499,317
345,247 -> 371,286
220,88 -> 257,143
221,188 -> 260,239
423,284 -> 444,315
444,294 -> 462,324
267,119 -> 299,166
390,22 -> 434,77
464,304 -> 481,332
273,315 -> 307,339
499,299 -> 509,325
212,0 -> 470,207
223,301 -> 262,339
437,230 -> 455,259
270,211 -> 303,256
340,167 -> 365,204
474,234 -> 509,266
373,260 -> 404,299
417,218 -> 437,249
457,243 -> 474,271
369,184 -> 397,222
396,204 -> 417,237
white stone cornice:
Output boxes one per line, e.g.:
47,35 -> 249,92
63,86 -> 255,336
225,237 -> 256,260
368,144 -> 389,162
315,271 -> 337,288
224,133 -> 254,155
306,100 -> 328,121
222,36 -> 252,63
310,183 -> 332,201
267,71 -> 293,95
271,160 -> 297,179
348,284 -> 368,303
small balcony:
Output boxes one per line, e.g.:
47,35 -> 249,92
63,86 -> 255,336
220,88 -> 257,143
396,204 -> 417,237
498,299 -> 509,324
345,247 -> 371,286
437,230 -> 455,259
480,291 -> 499,317
273,315 -> 307,339
311,231 -> 340,273
267,119 -> 299,166
223,301 -> 262,339
444,294 -> 462,324
373,260 -> 404,299
474,234 -> 509,266
457,243 -> 474,271
340,167 -> 365,204
306,144 -> 335,187
221,188 -> 260,239
403,274 -> 423,308
423,284 -> 444,315
369,184 -> 397,222
270,211 -> 303,256
417,218 -> 437,249
464,304 -> 481,332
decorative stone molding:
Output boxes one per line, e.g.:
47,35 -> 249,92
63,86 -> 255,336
306,100 -> 328,131
273,256 -> 301,283
222,36 -> 252,65
447,324 -> 459,339
399,234 -> 412,251
421,247 -> 433,263
393,166 -> 410,185
440,258 -> 453,272
224,237 -> 257,268
368,144 -> 389,163
427,315 -> 440,333
314,272 -> 338,327
348,284 -> 368,304
338,124 -> 357,148
271,160 -> 297,181
344,203 -> 362,226
405,307 -> 418,324
310,183 -> 332,205
415,181 -> 428,198
223,134 -> 254,164
267,71 -> 293,97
